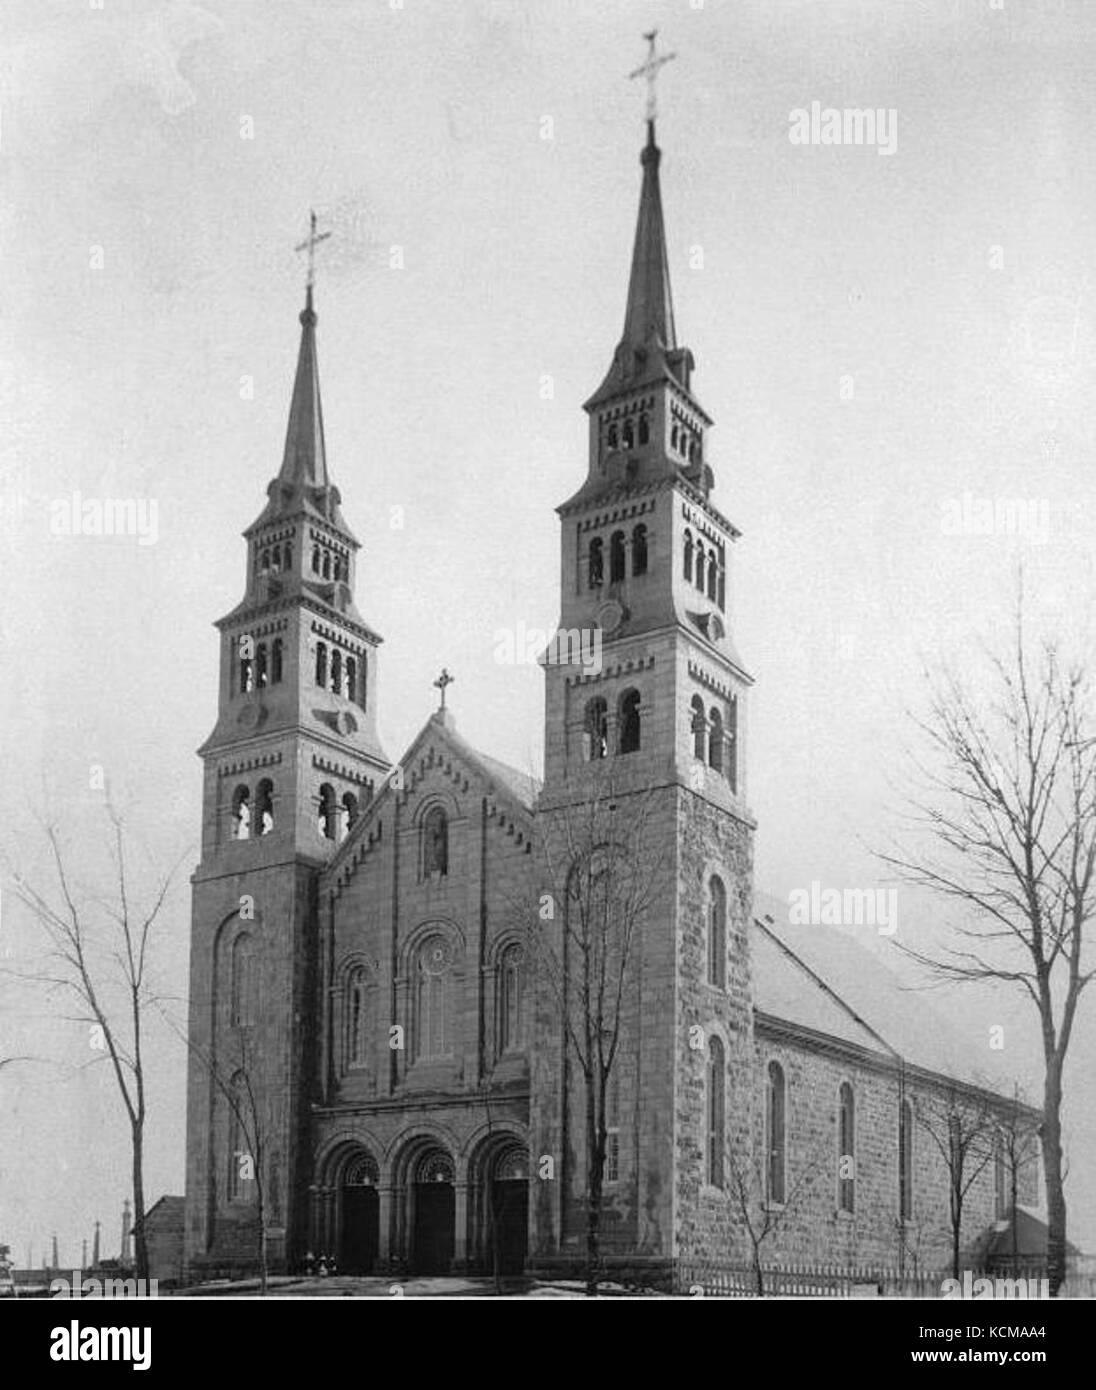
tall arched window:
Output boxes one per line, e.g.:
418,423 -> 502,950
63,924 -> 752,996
588,537 -> 604,589
311,545 -> 321,574
638,414 -> 649,445
226,1071 -> 252,1201
717,565 -> 726,612
271,638 -> 284,685
255,779 -> 274,836
232,785 -> 251,841
330,648 -> 342,695
318,784 -> 338,840
708,876 -> 726,988
618,689 -> 641,755
622,419 -> 634,449
423,806 -> 449,877
838,1082 -> 855,1213
683,529 -> 693,583
707,553 -> 718,600
346,966 -> 369,1068
609,531 -> 626,583
767,1061 -> 786,1204
695,544 -> 706,594
899,1099 -> 914,1220
414,935 -> 453,1061
727,696 -> 738,795
708,708 -> 724,774
584,698 -> 608,761
707,1036 -> 725,1188
230,934 -> 255,1027
315,642 -> 327,688
607,423 -> 618,449
632,524 -> 648,576
691,695 -> 706,760
283,541 -> 293,571
322,552 -> 331,580
260,548 -> 270,576
498,943 -> 524,1053
256,642 -> 268,688
345,657 -> 356,703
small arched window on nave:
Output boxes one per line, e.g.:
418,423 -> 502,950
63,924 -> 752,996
498,943 -> 524,1053
423,806 -> 449,878
346,965 -> 369,1069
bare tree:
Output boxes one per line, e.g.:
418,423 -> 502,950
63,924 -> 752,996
914,1086 -> 996,1280
882,607 -> 1095,1294
157,1005 -> 275,1294
997,1086 -> 1043,1267
726,1138 -> 828,1295
3,807 -> 185,1282
534,765 -> 669,1296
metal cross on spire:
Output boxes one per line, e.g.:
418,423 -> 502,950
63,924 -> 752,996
628,29 -> 676,125
294,209 -> 332,291
433,668 -> 454,710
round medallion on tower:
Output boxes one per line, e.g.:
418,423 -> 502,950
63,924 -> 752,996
597,599 -> 624,636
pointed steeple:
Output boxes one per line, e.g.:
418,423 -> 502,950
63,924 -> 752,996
622,120 -> 676,353
279,284 -> 328,489
586,118 -> 695,410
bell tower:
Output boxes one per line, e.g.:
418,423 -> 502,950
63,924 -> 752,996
532,62 -> 757,1282
184,273 -> 390,1278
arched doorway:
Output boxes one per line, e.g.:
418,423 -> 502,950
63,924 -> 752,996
470,1137 -> 529,1276
340,1151 -> 379,1274
411,1149 -> 455,1274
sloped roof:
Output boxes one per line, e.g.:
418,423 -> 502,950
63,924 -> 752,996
472,749 -> 541,811
752,889 -> 1015,1097
983,1206 -> 1081,1259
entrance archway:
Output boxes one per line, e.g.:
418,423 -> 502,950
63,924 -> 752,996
340,1151 -> 379,1274
411,1149 -> 455,1274
470,1137 -> 529,1276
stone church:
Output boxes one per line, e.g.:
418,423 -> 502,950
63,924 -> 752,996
183,110 -> 1039,1288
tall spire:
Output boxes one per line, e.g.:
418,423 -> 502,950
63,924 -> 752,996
278,284 -> 328,488
586,34 -> 691,411
621,120 -> 676,353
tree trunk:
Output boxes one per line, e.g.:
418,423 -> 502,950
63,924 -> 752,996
131,1123 -> 149,1283
585,1080 -> 602,1296
1042,1061 -> 1067,1297
257,1193 -> 268,1297
951,1197 -> 961,1281
753,1245 -> 765,1296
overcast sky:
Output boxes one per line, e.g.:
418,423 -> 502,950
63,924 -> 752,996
2,0 -> 1095,1265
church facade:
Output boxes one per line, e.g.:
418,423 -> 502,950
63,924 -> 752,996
183,112 -> 1039,1289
